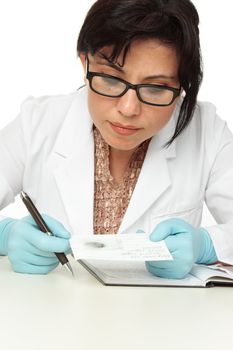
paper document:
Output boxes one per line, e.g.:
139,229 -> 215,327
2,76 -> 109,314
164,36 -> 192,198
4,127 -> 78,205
70,234 -> 173,261
205,264 -> 233,275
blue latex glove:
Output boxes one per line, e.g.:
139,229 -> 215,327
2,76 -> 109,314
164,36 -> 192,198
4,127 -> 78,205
146,218 -> 217,279
0,215 -> 71,274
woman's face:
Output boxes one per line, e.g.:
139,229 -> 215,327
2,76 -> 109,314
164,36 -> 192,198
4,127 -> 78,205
80,39 -> 180,153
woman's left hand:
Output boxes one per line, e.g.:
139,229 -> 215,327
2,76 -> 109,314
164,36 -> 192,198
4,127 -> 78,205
146,218 -> 217,279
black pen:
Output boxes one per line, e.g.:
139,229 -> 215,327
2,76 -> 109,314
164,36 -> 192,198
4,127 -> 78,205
20,191 -> 74,275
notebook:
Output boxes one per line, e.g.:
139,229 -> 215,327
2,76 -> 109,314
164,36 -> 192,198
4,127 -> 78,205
79,260 -> 233,287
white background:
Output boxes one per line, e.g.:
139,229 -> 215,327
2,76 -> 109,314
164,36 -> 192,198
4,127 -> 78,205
0,0 -> 232,221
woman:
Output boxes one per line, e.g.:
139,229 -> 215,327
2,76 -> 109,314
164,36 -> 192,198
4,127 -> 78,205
0,0 -> 232,277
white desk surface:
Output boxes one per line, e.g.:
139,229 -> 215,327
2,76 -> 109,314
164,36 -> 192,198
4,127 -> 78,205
1,256 -> 233,350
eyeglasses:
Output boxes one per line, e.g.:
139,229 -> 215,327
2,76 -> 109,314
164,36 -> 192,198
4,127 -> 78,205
85,56 -> 181,107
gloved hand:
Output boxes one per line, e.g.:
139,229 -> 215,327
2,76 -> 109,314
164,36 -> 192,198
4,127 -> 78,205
0,215 -> 71,274
146,218 -> 217,279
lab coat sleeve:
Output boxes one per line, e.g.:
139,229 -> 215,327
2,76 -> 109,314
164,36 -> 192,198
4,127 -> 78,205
204,119 -> 233,264
0,97 -> 34,212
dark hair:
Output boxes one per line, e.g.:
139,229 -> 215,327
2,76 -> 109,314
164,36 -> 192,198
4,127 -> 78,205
77,0 -> 203,146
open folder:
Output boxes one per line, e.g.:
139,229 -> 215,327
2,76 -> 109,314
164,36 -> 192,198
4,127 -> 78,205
79,260 -> 233,287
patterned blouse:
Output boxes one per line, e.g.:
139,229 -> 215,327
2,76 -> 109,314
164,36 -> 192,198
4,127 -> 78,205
93,128 -> 150,234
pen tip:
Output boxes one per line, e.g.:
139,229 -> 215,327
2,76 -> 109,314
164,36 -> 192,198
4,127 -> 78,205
64,262 -> 75,276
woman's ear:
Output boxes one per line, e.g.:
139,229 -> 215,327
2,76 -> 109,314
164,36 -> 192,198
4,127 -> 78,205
79,52 -> 87,84
79,52 -> 86,69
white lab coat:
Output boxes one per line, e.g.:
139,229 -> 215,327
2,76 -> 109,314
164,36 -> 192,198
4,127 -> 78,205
1,87 -> 233,264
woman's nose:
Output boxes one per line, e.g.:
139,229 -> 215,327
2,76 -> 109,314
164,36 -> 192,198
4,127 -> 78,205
116,89 -> 141,117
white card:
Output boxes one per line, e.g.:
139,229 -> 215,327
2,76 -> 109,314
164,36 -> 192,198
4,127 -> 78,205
70,234 -> 173,261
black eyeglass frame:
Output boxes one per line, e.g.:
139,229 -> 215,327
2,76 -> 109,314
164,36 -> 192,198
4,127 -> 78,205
85,56 -> 181,107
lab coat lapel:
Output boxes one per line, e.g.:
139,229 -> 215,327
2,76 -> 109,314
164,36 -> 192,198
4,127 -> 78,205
52,88 -> 95,236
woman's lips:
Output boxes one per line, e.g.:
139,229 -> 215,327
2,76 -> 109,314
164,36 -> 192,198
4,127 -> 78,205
110,122 -> 141,136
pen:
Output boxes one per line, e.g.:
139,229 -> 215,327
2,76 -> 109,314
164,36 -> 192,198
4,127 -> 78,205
20,191 -> 74,276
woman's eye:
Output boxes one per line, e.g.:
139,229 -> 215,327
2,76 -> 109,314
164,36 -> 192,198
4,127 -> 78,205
145,87 -> 165,95
101,76 -> 120,85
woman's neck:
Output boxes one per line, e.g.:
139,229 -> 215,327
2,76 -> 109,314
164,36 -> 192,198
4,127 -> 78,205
109,147 -> 136,184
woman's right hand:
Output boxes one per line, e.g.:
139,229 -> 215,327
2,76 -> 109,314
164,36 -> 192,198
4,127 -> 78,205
0,215 -> 71,274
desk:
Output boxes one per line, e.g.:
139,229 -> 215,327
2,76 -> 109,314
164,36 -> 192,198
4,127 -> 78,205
1,256 -> 233,350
